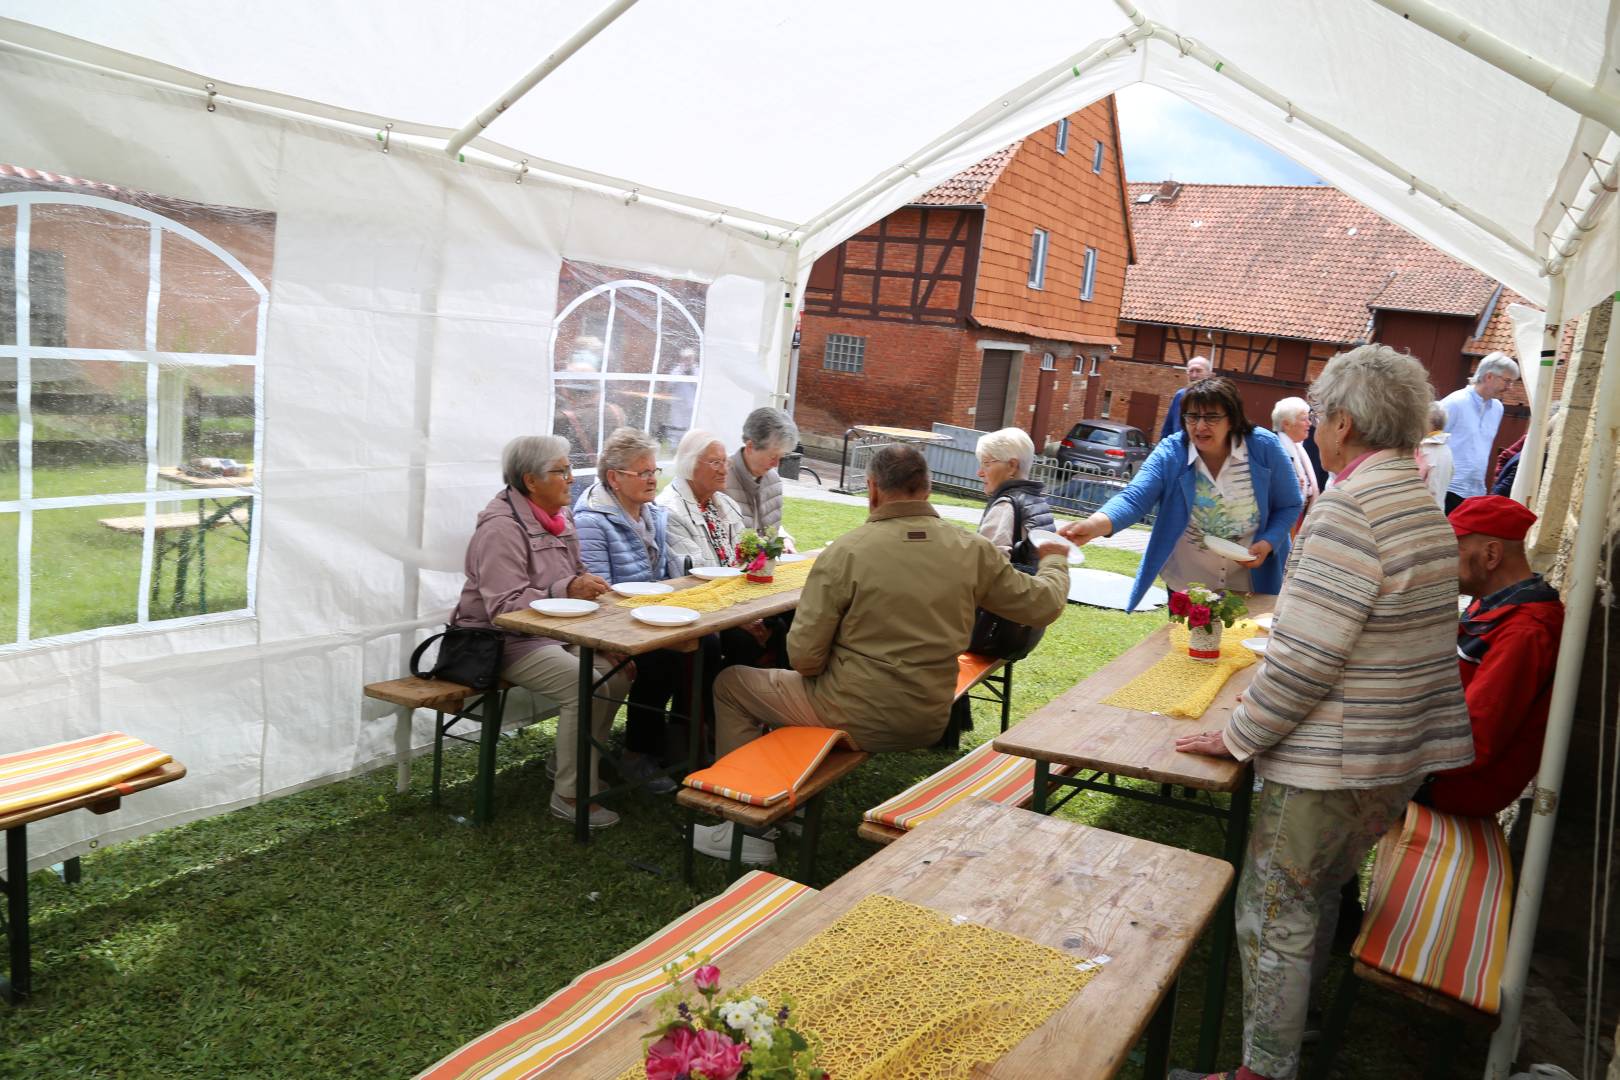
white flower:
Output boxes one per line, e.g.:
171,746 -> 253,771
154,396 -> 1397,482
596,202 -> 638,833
749,995 -> 770,1012
718,1000 -> 757,1030
748,1027 -> 774,1051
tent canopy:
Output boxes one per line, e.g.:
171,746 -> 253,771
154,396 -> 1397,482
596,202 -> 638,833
5,0 -> 1618,309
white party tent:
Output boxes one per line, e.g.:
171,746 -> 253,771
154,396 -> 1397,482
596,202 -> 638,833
3,2 -> 1619,1070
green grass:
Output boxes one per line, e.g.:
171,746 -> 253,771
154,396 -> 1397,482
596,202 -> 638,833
0,496 -> 1470,1078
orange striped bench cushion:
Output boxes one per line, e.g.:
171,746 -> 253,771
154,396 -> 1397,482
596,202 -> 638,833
955,652 -> 1004,698
1352,801 -> 1513,1014
0,732 -> 172,818
684,726 -> 854,808
864,741 -> 1062,832
416,870 -> 815,1079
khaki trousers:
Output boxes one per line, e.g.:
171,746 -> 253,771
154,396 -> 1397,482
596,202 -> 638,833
713,666 -> 851,757
502,646 -> 630,799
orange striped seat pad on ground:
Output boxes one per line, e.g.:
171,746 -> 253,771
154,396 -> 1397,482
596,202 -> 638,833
0,732 -> 172,818
1352,801 -> 1513,1014
416,871 -> 815,1080
865,741 -> 1052,831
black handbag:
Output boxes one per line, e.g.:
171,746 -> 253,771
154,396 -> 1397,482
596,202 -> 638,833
411,626 -> 505,691
968,497 -> 1041,661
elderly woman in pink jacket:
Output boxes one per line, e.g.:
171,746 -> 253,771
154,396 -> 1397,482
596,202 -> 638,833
449,435 -> 631,830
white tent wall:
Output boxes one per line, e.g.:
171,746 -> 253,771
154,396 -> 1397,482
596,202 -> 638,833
0,48 -> 795,869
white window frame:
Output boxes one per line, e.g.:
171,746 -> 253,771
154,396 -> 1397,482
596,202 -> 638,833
1092,140 -> 1106,174
1041,352 -> 1056,371
1089,355 -> 1102,376
0,191 -> 268,650
1072,355 -> 1085,375
547,276 -> 705,468
1102,390 -> 1113,417
822,332 -> 866,374
1055,118 -> 1070,155
1080,246 -> 1098,301
1028,229 -> 1049,290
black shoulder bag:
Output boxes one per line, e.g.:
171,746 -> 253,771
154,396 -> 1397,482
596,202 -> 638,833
968,496 -> 1041,661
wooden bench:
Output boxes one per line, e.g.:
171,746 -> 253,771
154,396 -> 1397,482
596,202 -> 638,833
0,735 -> 186,1003
365,675 -> 553,828
942,651 -> 1014,750
415,870 -> 815,1079
678,745 -> 869,884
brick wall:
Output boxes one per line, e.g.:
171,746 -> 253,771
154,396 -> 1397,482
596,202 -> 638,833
794,317 -> 965,438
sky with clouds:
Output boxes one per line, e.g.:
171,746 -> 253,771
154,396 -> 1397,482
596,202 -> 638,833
1115,84 -> 1321,186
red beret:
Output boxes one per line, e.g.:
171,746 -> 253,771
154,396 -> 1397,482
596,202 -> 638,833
1450,495 -> 1537,541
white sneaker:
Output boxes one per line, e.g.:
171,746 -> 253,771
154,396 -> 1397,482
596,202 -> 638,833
549,791 -> 619,829
692,822 -> 776,866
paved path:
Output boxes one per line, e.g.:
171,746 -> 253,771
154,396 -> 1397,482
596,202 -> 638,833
782,474 -> 1151,554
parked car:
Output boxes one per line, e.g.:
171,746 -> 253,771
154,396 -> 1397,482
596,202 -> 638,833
1054,419 -> 1150,479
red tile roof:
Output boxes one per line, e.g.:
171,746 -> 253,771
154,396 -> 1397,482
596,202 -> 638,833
1121,182 -> 1516,344
912,144 -> 1021,206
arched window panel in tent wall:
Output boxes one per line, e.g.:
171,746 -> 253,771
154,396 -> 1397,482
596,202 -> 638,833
0,165 -> 274,649
550,259 -> 707,470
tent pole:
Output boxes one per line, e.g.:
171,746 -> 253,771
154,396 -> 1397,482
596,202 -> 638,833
445,0 -> 642,158
1106,3 -> 1539,263
1366,0 -> 1620,134
794,25 -> 1152,248
771,269 -> 801,411
1511,273 -> 1566,506
1486,291 -> 1620,1078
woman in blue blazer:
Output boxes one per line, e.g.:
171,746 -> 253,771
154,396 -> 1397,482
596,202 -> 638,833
1059,377 -> 1303,611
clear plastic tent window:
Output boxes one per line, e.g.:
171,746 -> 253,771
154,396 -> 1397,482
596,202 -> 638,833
0,168 -> 271,647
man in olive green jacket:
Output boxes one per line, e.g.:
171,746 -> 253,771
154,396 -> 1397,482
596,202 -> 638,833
713,444 -> 1069,756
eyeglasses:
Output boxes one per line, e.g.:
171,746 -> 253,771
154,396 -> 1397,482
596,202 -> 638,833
699,457 -> 728,471
1183,412 -> 1228,427
614,467 -> 662,482
543,467 -> 573,479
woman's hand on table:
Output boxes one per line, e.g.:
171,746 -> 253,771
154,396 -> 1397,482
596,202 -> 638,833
1237,540 -> 1272,569
1174,729 -> 1235,759
568,573 -> 611,600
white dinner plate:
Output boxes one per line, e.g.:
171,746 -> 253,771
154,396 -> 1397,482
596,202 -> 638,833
631,606 -> 701,627
611,581 -> 674,597
1241,637 -> 1269,655
1252,612 -> 1275,631
1203,534 -> 1252,561
691,566 -> 743,580
777,553 -> 808,564
1029,529 -> 1085,565
529,598 -> 599,617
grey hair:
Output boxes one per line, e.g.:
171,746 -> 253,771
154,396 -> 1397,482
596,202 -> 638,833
1187,354 -> 1213,373
1271,396 -> 1309,429
1472,352 -> 1520,384
502,434 -> 571,490
673,428 -> 725,482
740,407 -> 799,454
598,426 -> 659,474
1309,344 -> 1432,452
867,443 -> 931,496
975,427 -> 1035,479
1427,402 -> 1448,430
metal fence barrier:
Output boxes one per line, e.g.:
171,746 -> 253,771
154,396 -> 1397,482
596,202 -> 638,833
921,422 -> 1150,522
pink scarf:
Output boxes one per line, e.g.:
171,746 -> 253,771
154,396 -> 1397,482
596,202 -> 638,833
526,497 -> 568,536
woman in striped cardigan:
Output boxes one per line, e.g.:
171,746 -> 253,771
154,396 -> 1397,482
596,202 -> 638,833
1171,345 -> 1474,1080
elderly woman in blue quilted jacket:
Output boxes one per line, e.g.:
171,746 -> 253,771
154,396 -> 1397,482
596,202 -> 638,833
574,427 -> 685,792
1059,377 -> 1302,610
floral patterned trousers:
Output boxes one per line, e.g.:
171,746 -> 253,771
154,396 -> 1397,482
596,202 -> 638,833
1236,778 -> 1417,1079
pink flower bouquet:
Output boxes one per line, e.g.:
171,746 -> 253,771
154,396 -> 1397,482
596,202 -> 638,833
642,956 -> 825,1080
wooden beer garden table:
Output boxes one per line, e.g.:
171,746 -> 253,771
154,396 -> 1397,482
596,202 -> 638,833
992,593 -> 1277,1070
555,798 -> 1232,1078
494,565 -> 810,844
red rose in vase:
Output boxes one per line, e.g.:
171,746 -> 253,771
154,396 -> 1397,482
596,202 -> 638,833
1169,591 -> 1191,617
1187,605 -> 1212,629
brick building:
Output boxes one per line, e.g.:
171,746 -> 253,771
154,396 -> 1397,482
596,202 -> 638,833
1102,181 -> 1544,461
794,97 -> 1134,452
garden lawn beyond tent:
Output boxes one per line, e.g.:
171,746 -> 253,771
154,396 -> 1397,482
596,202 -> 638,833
0,497 -> 1486,1078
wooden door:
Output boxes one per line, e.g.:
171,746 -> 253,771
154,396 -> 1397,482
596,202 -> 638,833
1030,370 -> 1057,445
1125,392 -> 1160,436
1375,311 -> 1473,394
976,350 -> 1015,429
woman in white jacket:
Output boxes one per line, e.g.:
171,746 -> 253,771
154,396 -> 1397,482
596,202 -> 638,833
656,429 -> 748,570
1415,403 -> 1454,509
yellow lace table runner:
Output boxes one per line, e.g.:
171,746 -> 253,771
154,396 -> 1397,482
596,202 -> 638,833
1101,619 -> 1264,719
614,894 -> 1100,1080
616,557 -> 817,613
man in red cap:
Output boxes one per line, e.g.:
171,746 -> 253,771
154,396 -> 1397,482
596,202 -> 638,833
1419,495 -> 1564,816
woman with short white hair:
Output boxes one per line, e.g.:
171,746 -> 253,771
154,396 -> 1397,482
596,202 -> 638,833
657,429 -> 746,570
1416,402 -> 1454,509
973,427 -> 1049,557
1271,396 -> 1319,531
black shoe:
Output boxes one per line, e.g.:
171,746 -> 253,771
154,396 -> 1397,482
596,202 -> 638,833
620,754 -> 677,795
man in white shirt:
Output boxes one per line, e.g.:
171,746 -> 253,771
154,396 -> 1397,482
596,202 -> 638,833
1440,352 -> 1519,513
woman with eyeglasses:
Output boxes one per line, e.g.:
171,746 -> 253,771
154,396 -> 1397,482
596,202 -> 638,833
574,427 -> 685,792
657,428 -> 747,570
1058,376 -> 1303,611
449,435 -> 630,829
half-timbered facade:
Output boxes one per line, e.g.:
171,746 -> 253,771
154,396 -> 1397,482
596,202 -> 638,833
794,96 -> 1133,451
1106,182 -> 1546,460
